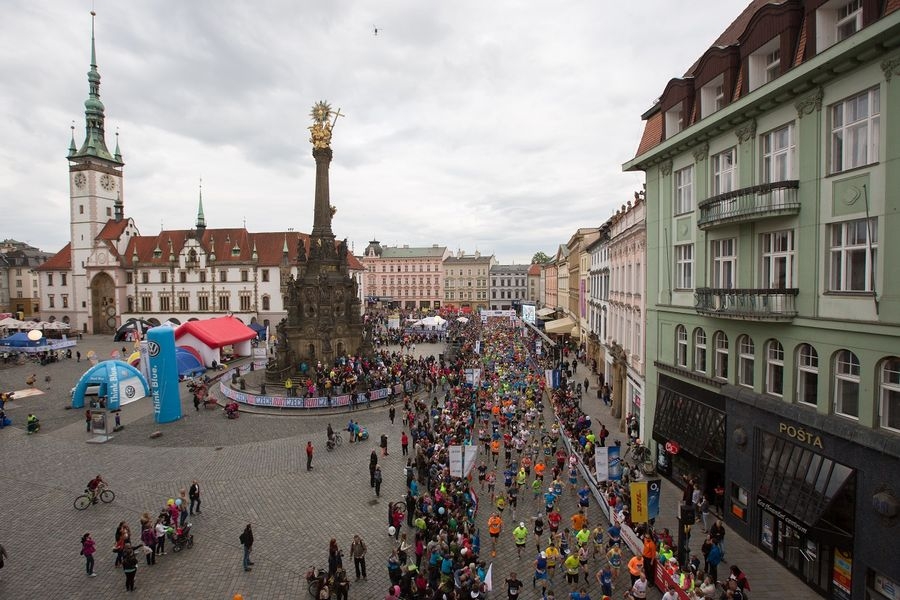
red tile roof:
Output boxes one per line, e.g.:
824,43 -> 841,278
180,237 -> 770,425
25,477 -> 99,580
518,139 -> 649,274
684,0 -> 780,76
122,227 -> 362,270
175,316 -> 257,347
34,243 -> 71,271
528,264 -> 541,276
635,111 -> 663,157
97,219 -> 129,240
793,14 -> 808,66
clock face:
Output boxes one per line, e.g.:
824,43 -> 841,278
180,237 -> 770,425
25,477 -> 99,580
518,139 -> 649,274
100,174 -> 116,191
73,173 -> 86,189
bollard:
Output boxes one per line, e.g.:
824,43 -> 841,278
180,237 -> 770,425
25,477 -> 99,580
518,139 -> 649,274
239,378 -> 246,391
260,382 -> 266,395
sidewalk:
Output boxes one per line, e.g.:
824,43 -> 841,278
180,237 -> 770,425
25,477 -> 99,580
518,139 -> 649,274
569,358 -> 821,599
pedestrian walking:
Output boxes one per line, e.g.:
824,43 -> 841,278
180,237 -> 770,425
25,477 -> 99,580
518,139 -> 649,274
76,350 -> 81,362
389,406 -> 396,424
374,465 -> 383,497
189,480 -> 202,515
401,431 -> 409,456
380,433 -> 389,456
327,538 -> 343,576
240,524 -> 254,571
370,450 -> 378,487
193,393 -> 201,411
121,545 -> 138,591
84,409 -> 92,433
306,441 -> 314,470
80,533 -> 96,576
349,534 -> 367,580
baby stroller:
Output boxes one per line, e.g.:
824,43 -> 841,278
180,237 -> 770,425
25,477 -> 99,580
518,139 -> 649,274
358,426 -> 369,441
223,401 -> 240,419
167,523 -> 194,552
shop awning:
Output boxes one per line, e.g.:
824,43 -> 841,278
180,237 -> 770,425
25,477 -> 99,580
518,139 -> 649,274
536,307 -> 555,317
757,431 -> 855,538
652,386 -> 725,464
570,324 -> 581,336
544,316 -> 576,335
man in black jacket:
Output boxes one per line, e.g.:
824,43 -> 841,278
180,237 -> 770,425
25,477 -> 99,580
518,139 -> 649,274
189,480 -> 201,515
240,524 -> 254,571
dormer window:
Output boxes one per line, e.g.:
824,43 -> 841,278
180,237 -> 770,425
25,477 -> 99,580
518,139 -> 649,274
700,75 -> 726,119
749,38 -> 780,92
817,0 -> 863,52
665,102 -> 684,139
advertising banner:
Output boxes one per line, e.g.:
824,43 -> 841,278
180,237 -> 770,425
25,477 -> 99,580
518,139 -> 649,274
449,445 -> 463,477
631,481 -> 649,523
595,447 -> 609,481
608,445 -> 622,482
648,479 -> 661,519
147,326 -> 182,423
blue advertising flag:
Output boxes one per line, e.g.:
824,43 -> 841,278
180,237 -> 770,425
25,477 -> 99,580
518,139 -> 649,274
608,445 -> 622,482
648,479 -> 661,519
147,327 -> 182,424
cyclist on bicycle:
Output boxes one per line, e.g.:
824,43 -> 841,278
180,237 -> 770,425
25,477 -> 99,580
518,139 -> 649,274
327,423 -> 335,443
87,475 -> 107,503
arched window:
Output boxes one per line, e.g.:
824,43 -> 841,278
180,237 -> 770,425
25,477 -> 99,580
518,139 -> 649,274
879,357 -> 900,431
694,328 -> 707,373
676,325 -> 688,367
261,295 -> 270,311
833,350 -> 860,418
796,344 -> 818,406
738,335 -> 755,388
766,340 -> 784,397
713,331 -> 729,380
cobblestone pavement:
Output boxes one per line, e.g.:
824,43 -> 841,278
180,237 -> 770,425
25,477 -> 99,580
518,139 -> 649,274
0,335 -> 823,599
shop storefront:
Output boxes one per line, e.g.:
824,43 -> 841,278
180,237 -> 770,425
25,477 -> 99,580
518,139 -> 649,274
626,370 -> 644,439
723,385 -> 900,599
651,374 -> 726,501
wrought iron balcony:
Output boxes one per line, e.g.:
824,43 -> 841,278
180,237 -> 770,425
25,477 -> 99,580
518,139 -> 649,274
698,180 -> 800,229
694,288 -> 799,321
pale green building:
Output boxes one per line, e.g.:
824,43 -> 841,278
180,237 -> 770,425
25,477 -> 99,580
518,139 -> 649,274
624,1 -> 900,597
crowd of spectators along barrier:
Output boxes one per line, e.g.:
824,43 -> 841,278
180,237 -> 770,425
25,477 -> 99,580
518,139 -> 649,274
218,361 -> 427,411
551,392 -> 702,599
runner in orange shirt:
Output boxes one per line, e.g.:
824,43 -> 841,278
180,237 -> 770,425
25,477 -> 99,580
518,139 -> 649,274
487,512 -> 503,557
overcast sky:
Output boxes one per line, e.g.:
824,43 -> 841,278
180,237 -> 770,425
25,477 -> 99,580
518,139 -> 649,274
1,0 -> 750,264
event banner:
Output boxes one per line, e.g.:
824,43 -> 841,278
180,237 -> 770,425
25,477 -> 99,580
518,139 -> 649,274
595,447 -> 609,481
608,445 -> 622,481
631,481 -> 649,523
449,445 -> 479,478
648,479 -> 661,519
147,326 -> 182,423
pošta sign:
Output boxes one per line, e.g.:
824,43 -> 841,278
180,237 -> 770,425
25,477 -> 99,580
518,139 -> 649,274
778,422 -> 824,449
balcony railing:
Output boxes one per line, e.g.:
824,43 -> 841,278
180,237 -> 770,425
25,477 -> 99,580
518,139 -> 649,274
698,180 -> 800,229
694,288 -> 799,321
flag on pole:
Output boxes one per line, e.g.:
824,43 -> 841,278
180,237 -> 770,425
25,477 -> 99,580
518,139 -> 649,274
484,562 -> 493,592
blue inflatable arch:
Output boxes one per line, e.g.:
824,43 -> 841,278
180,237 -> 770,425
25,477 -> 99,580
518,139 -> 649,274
71,361 -> 150,411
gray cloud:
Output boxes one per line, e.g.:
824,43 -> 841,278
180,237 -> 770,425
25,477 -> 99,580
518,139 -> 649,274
2,0 -> 749,263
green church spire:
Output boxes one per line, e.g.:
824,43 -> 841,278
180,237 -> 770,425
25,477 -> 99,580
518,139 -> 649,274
195,179 -> 207,232
72,11 -> 120,163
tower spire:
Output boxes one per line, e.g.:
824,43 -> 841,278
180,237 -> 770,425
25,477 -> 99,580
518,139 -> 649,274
195,178 -> 207,233
71,10 -> 119,163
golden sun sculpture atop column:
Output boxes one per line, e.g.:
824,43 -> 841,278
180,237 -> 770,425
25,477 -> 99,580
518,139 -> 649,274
308,101 -> 345,149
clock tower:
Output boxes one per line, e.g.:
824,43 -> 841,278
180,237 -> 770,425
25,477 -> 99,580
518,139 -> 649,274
67,11 -> 124,332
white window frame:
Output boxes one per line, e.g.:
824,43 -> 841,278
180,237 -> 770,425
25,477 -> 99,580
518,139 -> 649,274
665,102 -> 684,139
829,218 -> 877,292
711,238 -> 737,289
766,340 -> 785,397
714,331 -> 729,381
694,328 -> 707,374
674,166 -> 694,215
711,147 -> 737,195
837,0 -> 862,41
761,123 -> 795,183
761,230 -> 795,289
700,74 -> 726,119
675,244 -> 694,290
676,325 -> 688,368
796,344 -> 819,406
738,335 -> 755,388
880,357 -> 900,432
764,48 -> 781,83
748,37 -> 781,91
834,350 -> 860,418
830,87 -> 880,174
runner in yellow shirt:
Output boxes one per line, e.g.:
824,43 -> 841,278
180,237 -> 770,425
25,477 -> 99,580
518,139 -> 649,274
513,522 -> 529,558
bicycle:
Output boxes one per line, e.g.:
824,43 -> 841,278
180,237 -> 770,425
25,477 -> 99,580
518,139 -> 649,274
74,487 -> 116,510
326,432 -> 343,451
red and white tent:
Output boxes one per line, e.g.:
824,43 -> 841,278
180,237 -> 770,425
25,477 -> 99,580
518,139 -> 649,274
174,316 -> 257,367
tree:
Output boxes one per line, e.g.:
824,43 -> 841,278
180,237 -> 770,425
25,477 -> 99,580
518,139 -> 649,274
531,251 -> 551,265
